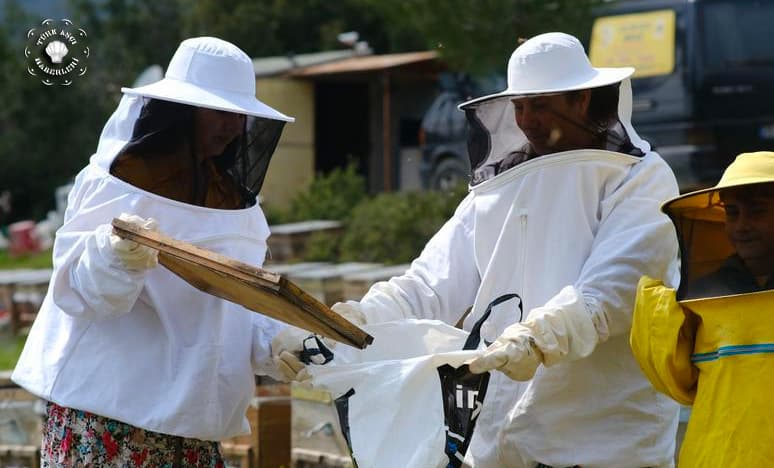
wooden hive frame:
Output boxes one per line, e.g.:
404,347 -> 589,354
112,218 -> 373,349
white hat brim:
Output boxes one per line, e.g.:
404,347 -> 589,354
122,78 -> 295,122
458,67 -> 634,110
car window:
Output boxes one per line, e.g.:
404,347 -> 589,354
700,0 -> 774,72
421,90 -> 468,141
421,73 -> 505,142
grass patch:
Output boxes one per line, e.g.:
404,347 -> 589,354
0,333 -> 26,370
0,249 -> 53,269
0,248 -> 51,370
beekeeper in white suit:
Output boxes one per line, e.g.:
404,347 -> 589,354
13,37 -> 294,466
274,32 -> 681,467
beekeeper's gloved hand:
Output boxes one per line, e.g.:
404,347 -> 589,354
469,286 -> 600,381
272,325 -> 318,382
331,301 -> 367,326
110,213 -> 159,272
271,301 -> 367,382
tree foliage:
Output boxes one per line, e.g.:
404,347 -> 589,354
70,0 -> 185,94
0,2 -> 107,221
363,0 -> 602,74
180,0 -> 425,59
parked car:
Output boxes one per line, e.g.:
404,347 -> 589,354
589,0 -> 774,191
418,73 -> 504,190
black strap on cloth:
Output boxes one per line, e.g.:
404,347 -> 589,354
437,363 -> 490,468
463,293 -> 523,350
333,388 -> 359,467
299,335 -> 334,365
299,292 -> 523,363
437,293 -> 521,468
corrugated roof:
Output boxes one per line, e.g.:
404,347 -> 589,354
253,50 -> 367,77
289,51 -> 439,77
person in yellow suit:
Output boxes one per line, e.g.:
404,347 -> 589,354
631,151 -> 774,467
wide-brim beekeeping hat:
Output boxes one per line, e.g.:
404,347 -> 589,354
459,32 -> 634,109
122,37 -> 294,122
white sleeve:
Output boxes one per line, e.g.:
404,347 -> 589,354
51,224 -> 147,321
576,154 -> 680,340
251,315 -> 285,378
357,194 -> 481,325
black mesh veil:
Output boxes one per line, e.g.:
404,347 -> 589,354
115,98 -> 286,208
119,98 -> 194,157
461,82 -> 645,185
229,115 -> 286,204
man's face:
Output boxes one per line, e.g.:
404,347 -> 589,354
722,190 -> 774,273
511,91 -> 593,155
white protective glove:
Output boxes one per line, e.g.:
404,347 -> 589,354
271,325 -> 317,382
110,213 -> 159,271
271,301 -> 367,382
330,300 -> 367,326
469,286 -> 600,381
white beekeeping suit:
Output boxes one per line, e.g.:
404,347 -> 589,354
13,37 -> 294,442
323,33 -> 681,467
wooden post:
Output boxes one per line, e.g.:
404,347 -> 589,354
381,71 -> 392,191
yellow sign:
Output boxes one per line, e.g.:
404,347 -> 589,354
589,9 -> 676,78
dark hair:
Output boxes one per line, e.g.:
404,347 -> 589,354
566,83 -> 620,129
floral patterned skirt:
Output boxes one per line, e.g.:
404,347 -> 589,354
42,401 -> 225,467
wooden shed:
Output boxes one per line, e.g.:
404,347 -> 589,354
253,49 -> 444,210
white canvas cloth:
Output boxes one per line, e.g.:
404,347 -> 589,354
307,319 -> 486,468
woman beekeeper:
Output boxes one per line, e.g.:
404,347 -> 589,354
631,152 -> 774,467
12,37 -> 293,466
274,32 -> 682,467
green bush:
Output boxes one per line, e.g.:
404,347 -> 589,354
261,203 -> 289,226
284,163 -> 367,223
301,230 -> 342,262
282,172 -> 468,264
338,183 -> 468,264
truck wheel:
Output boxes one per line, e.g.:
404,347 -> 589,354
430,158 -> 469,191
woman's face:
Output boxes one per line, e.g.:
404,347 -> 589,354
511,90 -> 594,155
193,108 -> 245,160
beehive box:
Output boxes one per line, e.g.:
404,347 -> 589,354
0,373 -> 43,468
291,385 -> 354,468
0,269 -> 52,335
221,384 -> 291,468
267,221 -> 343,263
341,264 -> 411,301
288,263 -> 382,305
263,262 -> 332,277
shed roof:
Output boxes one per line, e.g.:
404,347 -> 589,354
252,50 -> 365,77
289,51 -> 439,77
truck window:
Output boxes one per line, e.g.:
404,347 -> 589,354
589,9 -> 676,78
701,1 -> 774,72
